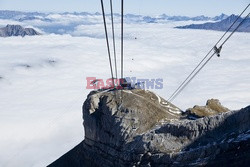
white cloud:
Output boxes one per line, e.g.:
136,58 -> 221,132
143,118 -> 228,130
0,19 -> 250,167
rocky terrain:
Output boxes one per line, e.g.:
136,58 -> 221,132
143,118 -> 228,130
186,99 -> 230,118
176,15 -> 250,32
0,24 -> 41,37
48,89 -> 250,167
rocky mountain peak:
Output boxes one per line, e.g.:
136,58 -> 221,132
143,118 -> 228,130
222,14 -> 240,23
6,24 -> 22,29
83,89 -> 183,145
0,24 -> 41,37
186,99 -> 230,118
213,13 -> 228,21
49,90 -> 250,167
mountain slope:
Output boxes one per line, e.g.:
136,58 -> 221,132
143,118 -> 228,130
0,25 -> 41,37
48,90 -> 250,167
176,15 -> 250,32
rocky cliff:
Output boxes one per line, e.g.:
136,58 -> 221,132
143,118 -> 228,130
0,24 -> 41,37
48,89 -> 250,167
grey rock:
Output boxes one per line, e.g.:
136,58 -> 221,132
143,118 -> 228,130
48,89 -> 250,167
0,24 -> 41,37
186,99 -> 230,118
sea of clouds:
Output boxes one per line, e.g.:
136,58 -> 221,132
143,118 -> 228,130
0,12 -> 250,166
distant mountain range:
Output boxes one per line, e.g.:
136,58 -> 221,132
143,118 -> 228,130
0,25 -> 41,37
0,10 -> 247,35
0,10 -> 229,23
176,15 -> 250,32
158,13 -> 228,22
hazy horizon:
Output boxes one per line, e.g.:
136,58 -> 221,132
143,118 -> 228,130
0,0 -> 249,17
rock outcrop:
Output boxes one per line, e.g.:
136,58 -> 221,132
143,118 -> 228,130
48,89 -> 250,167
186,99 -> 230,118
0,24 -> 41,37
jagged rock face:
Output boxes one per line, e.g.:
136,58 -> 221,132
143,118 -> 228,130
0,24 -> 41,37
49,90 -> 250,167
83,89 -> 183,148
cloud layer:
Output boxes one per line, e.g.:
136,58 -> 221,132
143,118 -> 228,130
0,14 -> 250,166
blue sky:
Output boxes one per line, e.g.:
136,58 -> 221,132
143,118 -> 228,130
0,0 -> 249,16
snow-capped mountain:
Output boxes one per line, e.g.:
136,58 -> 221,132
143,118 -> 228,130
176,14 -> 250,32
0,10 -> 231,35
0,24 -> 41,37
213,13 -> 229,21
0,10 -> 46,20
0,10 -> 228,22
